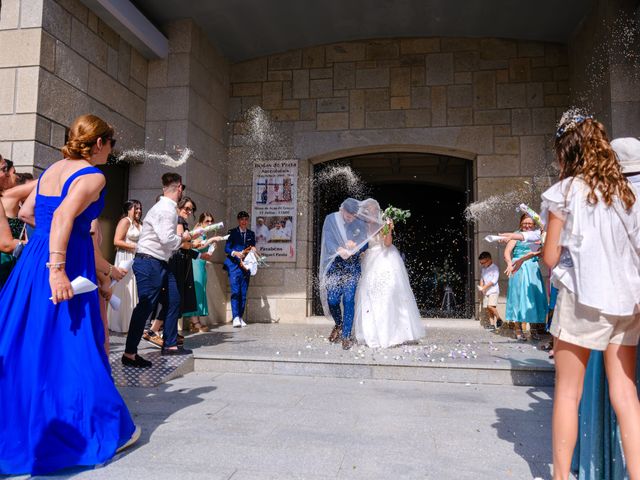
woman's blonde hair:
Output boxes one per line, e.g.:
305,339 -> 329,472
555,116 -> 635,210
61,114 -> 114,161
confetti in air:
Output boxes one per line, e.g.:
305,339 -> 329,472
116,147 -> 193,167
313,165 -> 369,198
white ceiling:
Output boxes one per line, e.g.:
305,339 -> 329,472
131,0 -> 596,62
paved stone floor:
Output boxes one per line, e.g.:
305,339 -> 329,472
28,371 -> 555,480
15,320 -> 560,479
32,373 -> 551,480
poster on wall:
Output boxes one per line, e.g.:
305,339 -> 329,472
252,159 -> 297,262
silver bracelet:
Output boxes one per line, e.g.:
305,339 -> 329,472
46,261 -> 66,270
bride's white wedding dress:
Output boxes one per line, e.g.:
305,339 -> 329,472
354,234 -> 425,348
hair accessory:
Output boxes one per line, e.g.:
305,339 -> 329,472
556,108 -> 593,138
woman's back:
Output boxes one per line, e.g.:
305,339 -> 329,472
0,159 -> 134,474
542,177 -> 640,316
34,160 -> 104,236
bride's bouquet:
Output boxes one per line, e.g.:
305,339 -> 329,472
382,205 -> 411,235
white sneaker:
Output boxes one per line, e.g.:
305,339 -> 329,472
232,317 -> 241,327
240,318 -> 247,327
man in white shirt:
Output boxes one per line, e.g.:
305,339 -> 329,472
255,217 -> 270,245
478,251 -> 502,330
123,173 -> 208,367
283,218 -> 293,239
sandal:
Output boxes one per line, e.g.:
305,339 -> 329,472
189,320 -> 209,333
541,342 -> 553,352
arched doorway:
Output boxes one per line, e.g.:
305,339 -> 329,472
312,151 -> 475,318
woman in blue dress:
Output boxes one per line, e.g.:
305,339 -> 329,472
0,114 -> 138,475
503,213 -> 548,340
184,211 -> 224,332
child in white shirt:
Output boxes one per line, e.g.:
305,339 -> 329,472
478,251 -> 502,330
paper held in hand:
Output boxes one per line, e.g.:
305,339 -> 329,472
207,234 -> 230,254
50,276 -> 97,300
109,259 -> 134,287
105,258 -> 135,311
189,221 -> 224,237
484,235 -> 503,243
50,276 -> 122,310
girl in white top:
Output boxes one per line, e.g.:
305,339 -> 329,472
541,111 -> 640,480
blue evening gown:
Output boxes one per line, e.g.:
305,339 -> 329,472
0,166 -> 135,475
505,240 -> 548,324
572,350 -> 640,479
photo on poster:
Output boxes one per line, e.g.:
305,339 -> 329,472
255,176 -> 293,206
255,216 -> 294,246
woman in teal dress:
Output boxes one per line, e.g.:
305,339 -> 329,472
184,211 -> 223,332
0,115 -> 137,475
503,213 -> 548,340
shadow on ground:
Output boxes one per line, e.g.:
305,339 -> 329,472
27,382 -> 216,479
492,385 -> 553,479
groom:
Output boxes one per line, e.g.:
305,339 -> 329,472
322,198 -> 368,350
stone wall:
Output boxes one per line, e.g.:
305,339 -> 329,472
130,19 -> 230,324
0,0 -> 148,172
228,37 -> 570,322
569,0 -> 640,138
0,0 -> 53,170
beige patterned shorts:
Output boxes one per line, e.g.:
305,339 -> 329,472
482,293 -> 498,308
550,287 -> 640,351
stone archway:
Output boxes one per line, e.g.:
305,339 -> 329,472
310,148 -> 476,318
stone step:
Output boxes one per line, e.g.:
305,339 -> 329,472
189,321 -> 555,386
193,353 -> 554,386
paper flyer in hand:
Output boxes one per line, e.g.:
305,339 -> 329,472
50,276 -> 97,301
110,258 -> 134,287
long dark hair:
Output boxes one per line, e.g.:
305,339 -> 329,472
121,199 -> 142,219
178,196 -> 197,219
195,211 -> 215,229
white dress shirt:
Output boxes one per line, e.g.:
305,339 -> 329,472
136,196 -> 183,262
481,263 -> 500,296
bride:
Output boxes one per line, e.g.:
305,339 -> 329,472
354,199 -> 425,348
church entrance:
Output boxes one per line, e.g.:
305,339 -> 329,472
312,152 -> 474,318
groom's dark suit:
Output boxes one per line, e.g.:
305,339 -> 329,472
323,213 -> 368,340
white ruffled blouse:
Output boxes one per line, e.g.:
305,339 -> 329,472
541,177 -> 640,316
